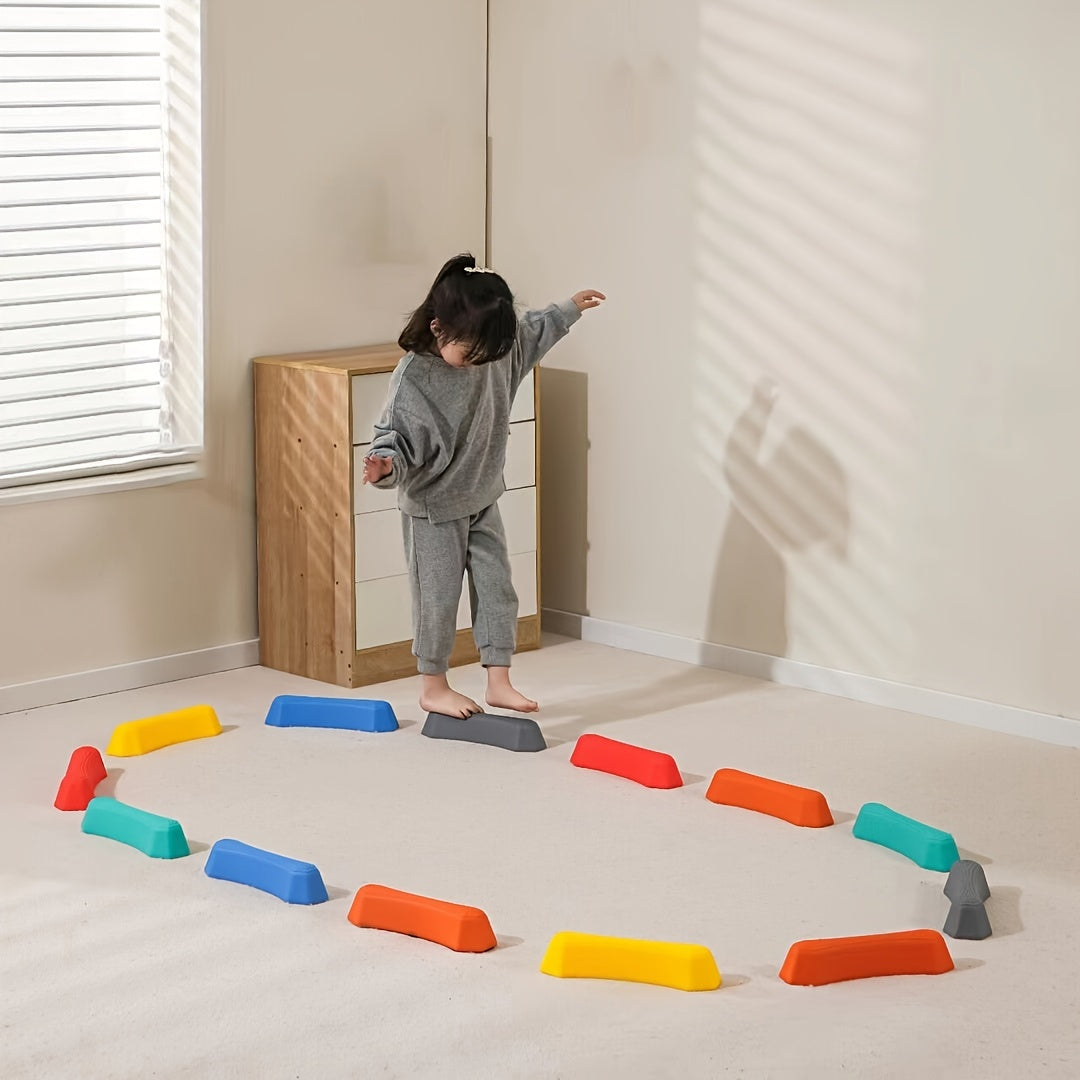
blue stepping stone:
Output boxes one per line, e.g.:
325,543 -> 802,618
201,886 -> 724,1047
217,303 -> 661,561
853,802 -> 960,872
204,839 -> 329,904
264,695 -> 398,733
421,711 -> 547,752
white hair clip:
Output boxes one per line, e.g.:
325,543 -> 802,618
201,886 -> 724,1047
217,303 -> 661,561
464,265 -> 496,274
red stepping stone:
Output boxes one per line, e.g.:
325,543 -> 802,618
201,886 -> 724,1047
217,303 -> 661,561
54,746 -> 108,811
570,733 -> 682,789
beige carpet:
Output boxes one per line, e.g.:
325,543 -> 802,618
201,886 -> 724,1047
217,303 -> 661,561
2,636 -> 1077,1079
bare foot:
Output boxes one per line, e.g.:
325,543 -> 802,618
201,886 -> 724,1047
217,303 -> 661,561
419,675 -> 481,719
485,667 -> 539,713
486,688 -> 539,713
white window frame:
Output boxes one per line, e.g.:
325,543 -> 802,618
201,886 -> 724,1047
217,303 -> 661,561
0,0 -> 205,506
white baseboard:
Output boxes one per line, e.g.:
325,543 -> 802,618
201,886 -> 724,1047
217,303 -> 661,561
0,639 -> 260,715
543,609 -> 1080,749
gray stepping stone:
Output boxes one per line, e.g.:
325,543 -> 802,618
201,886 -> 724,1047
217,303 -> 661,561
943,859 -> 992,940
421,711 -> 547,752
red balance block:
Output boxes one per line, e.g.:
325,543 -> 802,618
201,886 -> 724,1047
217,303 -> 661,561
54,746 -> 108,811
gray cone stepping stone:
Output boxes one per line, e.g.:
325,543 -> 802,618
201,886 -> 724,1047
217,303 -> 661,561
421,711 -> 547,752
943,859 -> 992,940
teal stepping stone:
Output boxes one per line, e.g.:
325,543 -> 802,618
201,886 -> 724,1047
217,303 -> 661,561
82,796 -> 190,860
853,802 -> 959,872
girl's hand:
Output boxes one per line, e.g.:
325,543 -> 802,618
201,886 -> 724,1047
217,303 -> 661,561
362,454 -> 393,485
573,290 -> 606,312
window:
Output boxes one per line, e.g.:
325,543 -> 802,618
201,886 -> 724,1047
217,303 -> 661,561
0,0 -> 202,494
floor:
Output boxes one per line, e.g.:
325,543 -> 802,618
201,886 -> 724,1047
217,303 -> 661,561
2,635 -> 1078,1079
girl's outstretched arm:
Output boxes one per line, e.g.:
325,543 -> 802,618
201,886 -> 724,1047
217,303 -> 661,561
509,290 -> 605,387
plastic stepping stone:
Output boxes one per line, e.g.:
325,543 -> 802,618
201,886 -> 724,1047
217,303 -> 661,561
852,802 -> 960,871
347,884 -> 497,953
81,796 -> 190,859
569,733 -> 682,789
540,931 -> 721,992
264,695 -> 398,733
705,768 -> 834,828
54,746 -> 108,811
943,860 -> 992,940
421,711 -> 546,752
779,929 -> 954,986
106,704 -> 222,757
204,839 -> 329,905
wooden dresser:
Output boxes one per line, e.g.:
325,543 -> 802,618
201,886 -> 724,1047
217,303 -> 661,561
252,344 -> 540,688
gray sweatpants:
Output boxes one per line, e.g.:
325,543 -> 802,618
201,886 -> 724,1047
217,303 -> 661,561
402,502 -> 518,675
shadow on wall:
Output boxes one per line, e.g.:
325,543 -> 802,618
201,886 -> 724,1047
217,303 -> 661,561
695,0 -> 925,669
539,367 -> 589,617
707,378 -> 849,657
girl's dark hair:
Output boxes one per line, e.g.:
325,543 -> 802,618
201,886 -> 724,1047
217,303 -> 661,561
398,253 -> 517,365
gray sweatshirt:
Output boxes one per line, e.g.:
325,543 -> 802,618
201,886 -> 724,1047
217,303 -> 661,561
367,299 -> 581,523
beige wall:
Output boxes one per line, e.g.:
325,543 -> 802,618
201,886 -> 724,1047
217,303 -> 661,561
0,0 -> 486,688
491,0 -> 1080,720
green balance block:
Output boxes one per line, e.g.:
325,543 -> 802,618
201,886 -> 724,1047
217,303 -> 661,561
853,802 -> 959,872
82,796 -> 190,860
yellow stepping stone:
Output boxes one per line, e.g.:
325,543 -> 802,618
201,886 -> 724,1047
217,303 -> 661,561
540,931 -> 722,992
106,705 -> 222,757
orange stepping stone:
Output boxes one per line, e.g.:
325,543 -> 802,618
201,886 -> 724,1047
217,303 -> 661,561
705,768 -> 833,828
54,746 -> 108,811
779,929 -> 954,986
347,884 -> 497,953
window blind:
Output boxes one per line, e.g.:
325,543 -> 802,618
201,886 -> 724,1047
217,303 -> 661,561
0,0 -> 202,491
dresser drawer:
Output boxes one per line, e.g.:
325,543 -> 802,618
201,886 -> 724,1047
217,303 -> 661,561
510,373 -> 535,422
355,572 -> 472,650
351,371 -> 393,446
352,446 -> 399,513
500,485 -> 537,555
355,508 -> 405,582
355,550 -> 537,649
457,550 -> 538,622
505,420 -> 535,490
510,550 -> 538,617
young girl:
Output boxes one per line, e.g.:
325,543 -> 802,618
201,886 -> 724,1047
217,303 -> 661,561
362,253 -> 604,719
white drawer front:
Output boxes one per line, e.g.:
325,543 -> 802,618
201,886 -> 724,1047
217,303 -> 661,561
355,572 -> 472,650
355,553 -> 537,649
355,574 -> 414,650
499,486 -> 537,555
456,551 -> 537,627
511,550 -> 538,617
352,446 -> 399,513
355,509 -> 406,582
351,372 -> 393,446
510,373 -> 535,422
505,420 -> 535,490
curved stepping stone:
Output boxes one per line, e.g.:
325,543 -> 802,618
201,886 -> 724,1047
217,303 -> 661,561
569,733 -> 682,789
706,768 -> 833,828
780,929 -> 953,986
54,746 -> 108,811
81,796 -> 190,859
853,802 -> 960,871
204,839 -> 329,905
541,931 -> 721,992
265,695 -> 398,733
347,884 -> 496,953
106,704 -> 222,757
421,711 -> 545,752
943,860 -> 992,940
